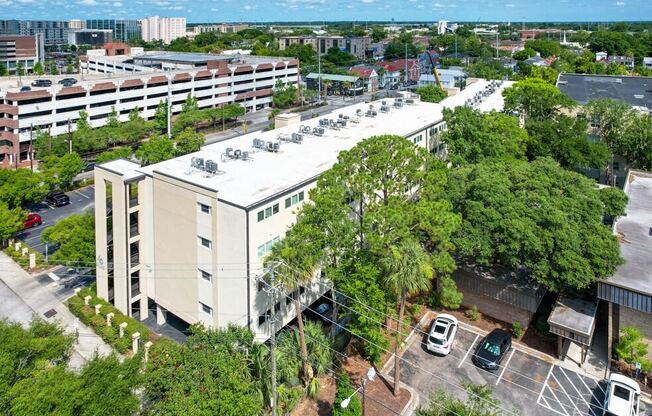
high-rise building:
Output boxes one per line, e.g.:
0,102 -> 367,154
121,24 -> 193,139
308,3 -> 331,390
0,34 -> 42,73
86,19 -> 141,42
69,19 -> 86,30
141,16 -> 186,44
0,20 -> 20,36
68,29 -> 112,46
278,36 -> 370,60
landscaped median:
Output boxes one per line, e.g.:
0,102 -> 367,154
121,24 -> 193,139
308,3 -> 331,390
67,286 -> 151,354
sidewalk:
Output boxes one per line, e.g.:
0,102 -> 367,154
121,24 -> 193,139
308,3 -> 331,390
0,252 -> 113,370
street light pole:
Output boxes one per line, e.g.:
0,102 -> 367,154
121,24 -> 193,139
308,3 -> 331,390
317,40 -> 322,105
29,123 -> 33,172
341,367 -> 376,415
67,117 -> 73,154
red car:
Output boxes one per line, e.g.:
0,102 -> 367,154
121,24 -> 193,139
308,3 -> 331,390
23,213 -> 42,229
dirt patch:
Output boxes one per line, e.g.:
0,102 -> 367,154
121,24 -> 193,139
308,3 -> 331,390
292,377 -> 336,416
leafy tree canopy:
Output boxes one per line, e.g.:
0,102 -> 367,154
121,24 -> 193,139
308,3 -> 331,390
441,107 -> 528,166
417,384 -> 503,416
0,169 -> 49,209
40,153 -> 85,189
42,212 -> 95,265
416,84 -> 447,103
503,77 -> 575,121
135,135 -> 176,166
447,158 -> 623,291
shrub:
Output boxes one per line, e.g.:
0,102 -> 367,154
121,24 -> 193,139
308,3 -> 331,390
615,327 -> 651,370
66,288 -> 150,354
512,321 -> 524,339
465,305 -> 480,321
333,372 -> 362,416
438,276 -> 463,310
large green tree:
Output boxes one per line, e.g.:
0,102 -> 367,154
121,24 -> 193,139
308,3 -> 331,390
136,135 -> 176,165
417,384 -> 503,416
447,158 -> 623,291
272,80 -> 298,109
503,78 -> 575,121
0,202 -> 24,245
416,85 -> 447,103
441,107 -> 528,166
0,169 -> 49,209
382,238 -> 433,396
40,153 -> 85,189
174,128 -> 204,156
42,213 -> 95,265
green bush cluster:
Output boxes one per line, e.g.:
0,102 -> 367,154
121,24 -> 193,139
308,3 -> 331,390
4,242 -> 46,270
465,305 -> 480,321
512,321 -> 524,339
67,287 -> 149,354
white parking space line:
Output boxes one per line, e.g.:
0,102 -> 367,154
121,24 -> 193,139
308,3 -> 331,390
539,395 -> 570,416
495,348 -> 515,385
558,367 -> 598,416
537,363 -> 555,404
75,190 -> 90,199
48,272 -> 60,282
545,382 -> 571,416
579,372 -> 605,396
458,334 -> 479,369
550,372 -> 583,416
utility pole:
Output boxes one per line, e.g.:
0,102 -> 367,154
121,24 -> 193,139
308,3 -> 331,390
29,123 -> 33,172
404,43 -> 408,84
67,118 -> 72,154
260,264 -> 281,416
317,40 -> 322,105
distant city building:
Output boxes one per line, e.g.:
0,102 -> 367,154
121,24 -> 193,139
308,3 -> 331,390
0,20 -> 70,46
437,20 -> 448,35
69,19 -> 86,30
348,66 -> 379,92
192,24 -> 249,34
68,29 -> 112,47
419,67 -> 466,89
644,57 -> 652,70
519,28 -> 561,40
86,19 -> 141,43
0,34 -> 43,74
278,36 -> 370,60
141,16 -> 186,44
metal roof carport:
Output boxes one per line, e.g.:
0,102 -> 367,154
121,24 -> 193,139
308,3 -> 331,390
548,295 -> 599,365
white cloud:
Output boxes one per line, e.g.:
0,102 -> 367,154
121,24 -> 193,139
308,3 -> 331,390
614,1 -> 625,5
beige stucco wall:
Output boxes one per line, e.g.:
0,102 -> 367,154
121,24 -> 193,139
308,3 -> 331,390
619,306 -> 652,360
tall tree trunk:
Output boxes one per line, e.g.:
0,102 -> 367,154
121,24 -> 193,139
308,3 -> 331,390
294,298 -> 313,385
393,294 -> 406,396
330,288 -> 339,340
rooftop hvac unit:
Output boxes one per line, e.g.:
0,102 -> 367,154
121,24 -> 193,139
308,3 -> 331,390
349,116 -> 360,123
300,125 -> 312,134
241,151 -> 250,161
319,119 -> 329,127
328,120 -> 339,129
381,100 -> 387,106
205,160 -> 218,174
339,114 -> 349,120
253,138 -> 265,149
337,119 -> 347,127
266,141 -> 280,152
365,110 -> 377,117
393,101 -> 403,108
356,109 -> 363,116
405,99 -> 414,105
291,133 -> 303,143
191,157 -> 205,170
313,127 -> 324,136
226,147 -> 234,158
380,105 -> 390,113
396,97 -> 403,103
234,149 -> 242,159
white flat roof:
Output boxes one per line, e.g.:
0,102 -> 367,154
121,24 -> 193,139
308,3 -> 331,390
98,159 -> 144,182
138,79 -> 511,208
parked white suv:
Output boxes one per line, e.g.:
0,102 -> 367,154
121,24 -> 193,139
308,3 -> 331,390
604,373 -> 640,416
426,314 -> 458,355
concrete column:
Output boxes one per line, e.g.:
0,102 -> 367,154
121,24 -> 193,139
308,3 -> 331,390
29,253 -> 36,269
106,312 -> 114,326
84,295 -> 92,306
95,304 -> 102,315
557,336 -> 564,359
14,242 -> 21,251
144,341 -> 153,363
21,247 -> 28,256
607,301 -> 613,375
119,322 -> 127,338
131,332 -> 140,353
156,304 -> 167,325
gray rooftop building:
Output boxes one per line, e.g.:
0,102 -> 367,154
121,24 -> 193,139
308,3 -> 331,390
557,73 -> 652,113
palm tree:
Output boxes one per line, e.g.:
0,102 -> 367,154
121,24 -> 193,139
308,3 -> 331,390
382,238 -> 433,396
266,232 -> 320,386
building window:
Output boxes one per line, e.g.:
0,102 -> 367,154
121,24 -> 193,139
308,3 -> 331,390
129,182 -> 138,207
199,269 -> 212,282
199,236 -> 212,248
285,191 -> 305,208
257,236 -> 280,258
258,310 -> 270,326
198,203 -> 211,214
200,302 -> 213,316
257,203 -> 279,222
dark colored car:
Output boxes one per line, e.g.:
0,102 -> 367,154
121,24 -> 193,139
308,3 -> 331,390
58,78 -> 77,86
471,328 -> 511,372
82,162 -> 95,172
31,79 -> 52,87
23,212 -> 42,229
45,191 -> 70,207
20,86 -> 31,92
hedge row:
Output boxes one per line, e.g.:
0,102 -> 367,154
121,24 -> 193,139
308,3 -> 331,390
67,287 -> 150,354
4,242 -> 46,270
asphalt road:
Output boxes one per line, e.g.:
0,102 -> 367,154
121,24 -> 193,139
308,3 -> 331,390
16,186 -> 95,256
32,266 -> 95,302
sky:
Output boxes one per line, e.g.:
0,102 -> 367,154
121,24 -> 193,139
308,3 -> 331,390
1,0 -> 651,23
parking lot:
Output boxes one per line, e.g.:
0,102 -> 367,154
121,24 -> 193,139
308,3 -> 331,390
15,185 -> 95,255
396,321 -> 648,416
33,266 -> 95,302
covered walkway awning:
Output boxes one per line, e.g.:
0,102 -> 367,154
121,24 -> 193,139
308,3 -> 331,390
548,295 -> 598,364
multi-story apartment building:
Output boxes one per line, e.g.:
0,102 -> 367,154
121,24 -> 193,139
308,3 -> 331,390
141,16 -> 186,44
278,36 -> 370,60
0,20 -> 69,46
69,20 -> 86,30
68,29 -> 112,47
0,52 -> 299,168
0,35 -> 42,74
192,24 -> 249,34
86,19 -> 141,43
93,80 -> 511,341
